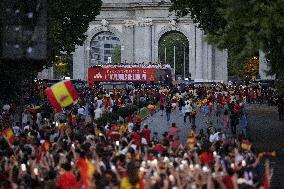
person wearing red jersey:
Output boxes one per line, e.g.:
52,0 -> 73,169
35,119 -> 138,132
57,162 -> 79,189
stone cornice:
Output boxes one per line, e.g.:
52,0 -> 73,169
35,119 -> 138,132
101,2 -> 172,10
89,18 -> 193,26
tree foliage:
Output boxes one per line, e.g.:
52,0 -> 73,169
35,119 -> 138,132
96,112 -> 119,126
49,0 -> 102,56
159,32 -> 189,77
53,55 -> 72,79
170,0 -> 284,77
116,105 -> 138,119
0,1 -> 102,101
111,46 -> 121,64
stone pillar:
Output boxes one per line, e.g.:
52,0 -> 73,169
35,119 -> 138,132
122,20 -> 136,63
188,25 -> 195,80
207,45 -> 213,80
133,18 -> 152,63
144,25 -> 152,63
259,50 -> 275,79
214,48 -> 228,82
195,28 -> 203,80
73,45 -> 85,80
202,39 -> 208,80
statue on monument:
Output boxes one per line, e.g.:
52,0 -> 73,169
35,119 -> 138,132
169,18 -> 177,29
101,19 -> 109,30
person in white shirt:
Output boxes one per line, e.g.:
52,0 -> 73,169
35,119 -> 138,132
96,98 -> 103,109
36,113 -> 42,128
209,131 -> 220,143
183,102 -> 191,123
94,105 -> 103,120
12,123 -> 21,136
78,107 -> 85,115
22,110 -> 29,126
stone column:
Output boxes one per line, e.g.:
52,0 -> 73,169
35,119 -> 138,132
84,42 -> 90,81
207,45 -> 213,80
134,18 -> 153,63
122,20 -> 135,63
202,39 -> 208,80
73,45 -> 85,80
214,48 -> 228,82
188,24 -> 195,80
144,24 -> 152,63
195,28 -> 203,80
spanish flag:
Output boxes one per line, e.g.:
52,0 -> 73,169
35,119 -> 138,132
2,128 -> 16,146
241,140 -> 252,151
76,158 -> 95,189
45,80 -> 78,112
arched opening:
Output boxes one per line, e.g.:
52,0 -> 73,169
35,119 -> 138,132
89,31 -> 121,65
158,31 -> 189,79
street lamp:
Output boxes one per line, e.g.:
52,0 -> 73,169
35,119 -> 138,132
183,46 -> 186,80
163,39 -> 167,64
173,45 -> 176,78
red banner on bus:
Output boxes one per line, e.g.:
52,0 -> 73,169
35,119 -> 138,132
88,67 -> 156,85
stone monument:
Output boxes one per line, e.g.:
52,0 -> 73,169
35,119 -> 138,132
73,0 -> 228,82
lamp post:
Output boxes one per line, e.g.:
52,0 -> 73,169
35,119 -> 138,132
183,46 -> 186,80
173,46 -> 176,78
164,47 -> 167,64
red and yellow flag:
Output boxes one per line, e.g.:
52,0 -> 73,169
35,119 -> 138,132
45,80 -> 78,112
2,128 -> 16,145
77,158 -> 95,189
241,140 -> 252,151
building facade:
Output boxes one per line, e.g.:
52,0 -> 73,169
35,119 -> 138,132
72,0 -> 228,82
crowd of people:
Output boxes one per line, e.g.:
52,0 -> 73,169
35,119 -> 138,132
0,81 -> 281,189
94,62 -> 172,69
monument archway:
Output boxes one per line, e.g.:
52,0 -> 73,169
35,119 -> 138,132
158,31 -> 189,79
73,0 -> 228,82
89,31 -> 121,66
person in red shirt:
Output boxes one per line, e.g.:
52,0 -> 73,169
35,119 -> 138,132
222,168 -> 235,189
152,143 -> 166,154
57,162 -> 79,189
234,101 -> 241,115
199,148 -> 215,165
141,124 -> 151,144
168,123 -> 181,139
131,129 -> 141,146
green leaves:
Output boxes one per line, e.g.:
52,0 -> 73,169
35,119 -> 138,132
170,0 -> 284,77
159,32 -> 189,76
48,0 -> 102,56
112,47 -> 121,64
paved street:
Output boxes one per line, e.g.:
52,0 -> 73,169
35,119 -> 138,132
143,108 -> 222,144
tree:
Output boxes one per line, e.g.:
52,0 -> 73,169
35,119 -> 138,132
53,55 -> 72,79
170,0 -> 284,77
111,46 -> 121,64
48,0 -> 102,56
159,32 -> 189,77
0,0 -> 102,102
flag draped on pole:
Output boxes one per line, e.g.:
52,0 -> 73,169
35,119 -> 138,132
2,128 -> 16,146
45,80 -> 78,112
